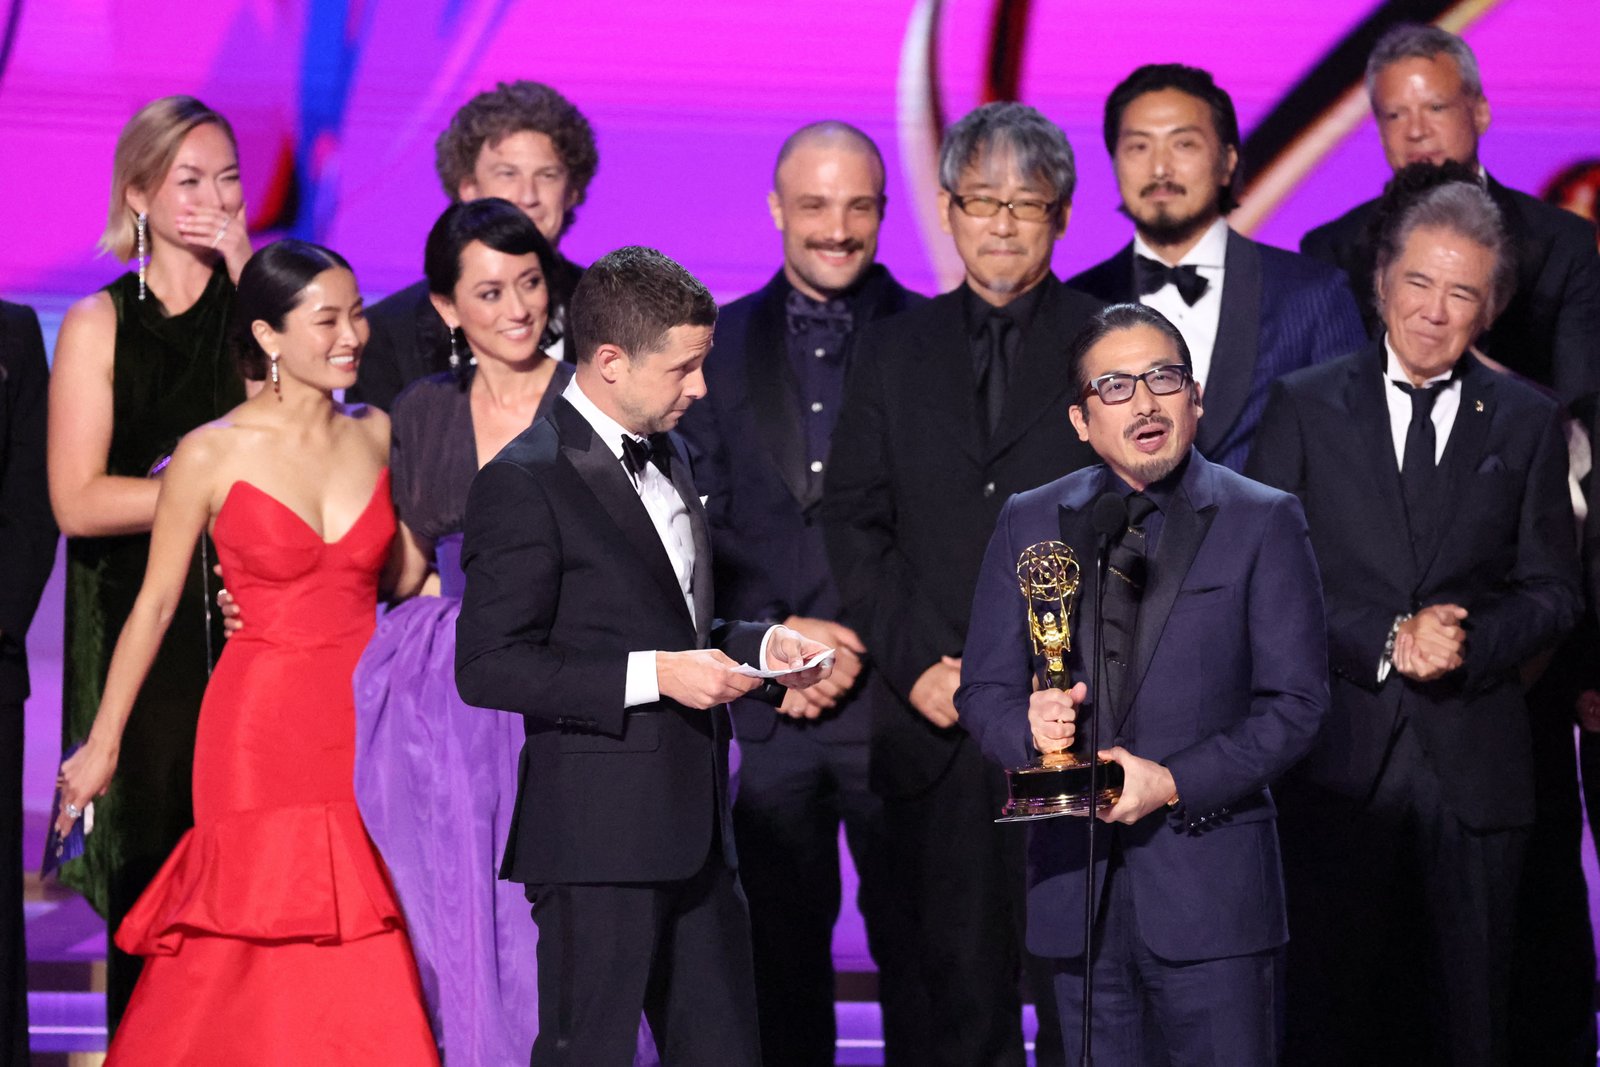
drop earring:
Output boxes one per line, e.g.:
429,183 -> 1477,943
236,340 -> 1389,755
448,327 -> 462,371
136,212 -> 148,302
269,354 -> 281,399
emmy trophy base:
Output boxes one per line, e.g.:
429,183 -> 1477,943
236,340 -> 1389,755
996,755 -> 1125,822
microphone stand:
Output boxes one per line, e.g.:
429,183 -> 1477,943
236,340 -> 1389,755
1081,493 -> 1124,1067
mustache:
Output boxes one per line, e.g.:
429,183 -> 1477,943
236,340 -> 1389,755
1124,414 -> 1174,440
1139,181 -> 1187,198
804,238 -> 864,254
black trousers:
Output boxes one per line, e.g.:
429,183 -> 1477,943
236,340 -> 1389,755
1506,671 -> 1596,1067
734,726 -> 928,1067
1,702 -> 25,1067
527,848 -> 759,1067
883,738 -> 1063,1067
1281,722 -> 1526,1067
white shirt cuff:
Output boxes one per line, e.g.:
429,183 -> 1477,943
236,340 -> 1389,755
759,625 -> 782,671
625,651 -> 660,707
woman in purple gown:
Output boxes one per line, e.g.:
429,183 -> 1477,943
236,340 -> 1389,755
351,199 -> 654,1065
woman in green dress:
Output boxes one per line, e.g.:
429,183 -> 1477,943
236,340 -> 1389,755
46,95 -> 252,1031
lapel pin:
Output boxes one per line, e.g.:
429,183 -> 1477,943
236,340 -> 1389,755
1474,400 -> 1484,413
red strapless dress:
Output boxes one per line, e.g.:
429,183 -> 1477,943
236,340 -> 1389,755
107,471 -> 439,1065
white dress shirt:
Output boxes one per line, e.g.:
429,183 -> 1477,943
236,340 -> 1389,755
562,377 -> 698,707
1134,217 -> 1229,389
1382,338 -> 1461,467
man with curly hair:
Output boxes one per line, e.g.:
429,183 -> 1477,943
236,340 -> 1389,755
352,81 -> 599,408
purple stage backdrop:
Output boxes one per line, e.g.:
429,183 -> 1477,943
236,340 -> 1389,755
3,0 -> 1598,889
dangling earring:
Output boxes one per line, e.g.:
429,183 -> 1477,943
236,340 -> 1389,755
269,354 -> 282,399
136,212 -> 148,302
448,327 -> 462,371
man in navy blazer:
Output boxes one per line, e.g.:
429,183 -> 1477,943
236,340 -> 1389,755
677,122 -> 926,1067
1068,64 -> 1366,473
959,303 -> 1328,1065
1251,181 -> 1583,1065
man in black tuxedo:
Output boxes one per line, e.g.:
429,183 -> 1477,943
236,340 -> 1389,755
1068,63 -> 1366,472
1300,24 -> 1600,407
456,246 -> 831,1065
676,122 -> 926,1067
0,300 -> 58,1067
1300,27 -> 1600,1060
1250,181 -> 1583,1066
351,81 -> 597,408
822,101 -> 1102,1067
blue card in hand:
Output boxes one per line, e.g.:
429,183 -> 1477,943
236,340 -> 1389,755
42,743 -> 89,878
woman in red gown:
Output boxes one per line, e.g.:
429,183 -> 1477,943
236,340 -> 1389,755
56,240 -> 438,1065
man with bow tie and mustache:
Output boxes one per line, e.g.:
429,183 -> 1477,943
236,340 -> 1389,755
677,121 -> 927,1067
1069,63 -> 1366,472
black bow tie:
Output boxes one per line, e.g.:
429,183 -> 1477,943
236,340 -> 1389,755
785,290 -> 853,335
1135,255 -> 1210,307
621,434 -> 673,479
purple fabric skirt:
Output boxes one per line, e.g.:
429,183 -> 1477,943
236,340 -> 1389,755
353,593 -> 659,1065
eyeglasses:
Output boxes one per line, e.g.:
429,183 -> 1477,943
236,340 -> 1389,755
1081,365 -> 1192,405
949,194 -> 1058,223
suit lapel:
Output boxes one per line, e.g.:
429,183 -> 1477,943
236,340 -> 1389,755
1195,230 -> 1262,456
1343,344 -> 1419,586
670,434 -> 716,645
988,277 -> 1076,461
1120,455 -> 1217,730
1057,488 -> 1102,706
1414,356 -> 1493,585
744,277 -> 814,509
555,400 -> 695,628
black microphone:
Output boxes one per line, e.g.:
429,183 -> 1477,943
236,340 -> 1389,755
1091,492 -> 1127,541
1081,490 -> 1125,1067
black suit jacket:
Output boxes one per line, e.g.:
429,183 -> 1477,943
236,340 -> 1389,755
1247,344 -> 1582,829
821,275 -> 1103,796
1301,175 -> 1600,406
0,301 -> 59,703
351,254 -> 584,410
678,265 -> 924,742
456,396 -> 772,885
1068,229 -> 1367,472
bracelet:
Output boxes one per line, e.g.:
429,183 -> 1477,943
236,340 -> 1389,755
1378,613 -> 1412,684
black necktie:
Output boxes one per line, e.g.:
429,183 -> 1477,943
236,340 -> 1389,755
1102,493 -> 1157,722
621,434 -> 673,479
975,313 -> 1013,437
1393,380 -> 1442,552
1135,255 -> 1210,307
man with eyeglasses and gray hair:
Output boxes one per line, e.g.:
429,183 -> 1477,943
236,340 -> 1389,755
822,101 -> 1103,1067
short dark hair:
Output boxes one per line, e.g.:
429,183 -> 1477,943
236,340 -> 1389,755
424,197 -> 556,297
434,81 -> 599,234
1103,63 -> 1242,214
939,102 -> 1076,212
1370,162 -> 1516,329
568,247 -> 717,365
231,240 -> 353,381
1066,302 -> 1193,405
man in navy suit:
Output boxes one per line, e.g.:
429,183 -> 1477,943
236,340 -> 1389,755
1068,63 -> 1366,472
677,121 -> 925,1067
1250,181 -> 1583,1065
959,302 -> 1328,1065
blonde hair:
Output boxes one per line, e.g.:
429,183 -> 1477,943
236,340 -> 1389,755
98,96 -> 237,261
